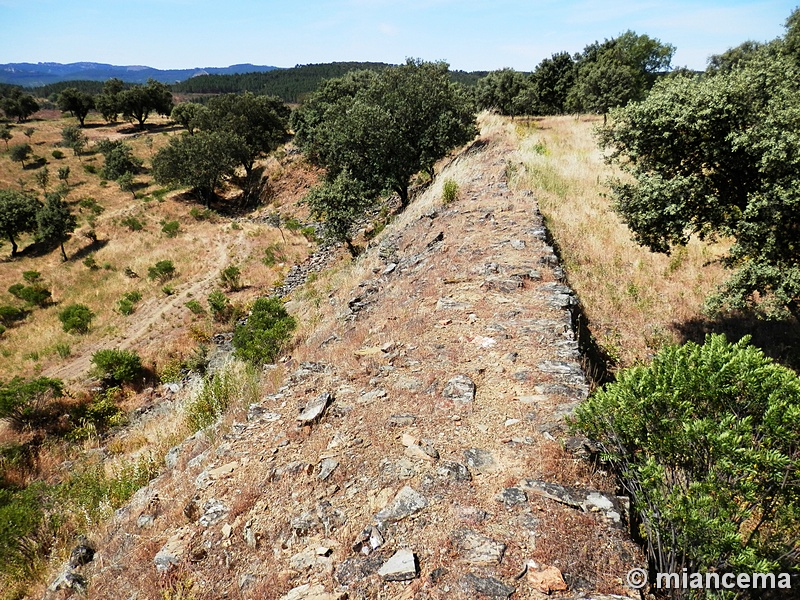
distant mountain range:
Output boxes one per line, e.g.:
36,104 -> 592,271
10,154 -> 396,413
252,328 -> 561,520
0,62 -> 281,87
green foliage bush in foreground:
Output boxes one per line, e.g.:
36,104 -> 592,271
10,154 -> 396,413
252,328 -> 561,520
572,334 -> 800,581
90,349 -> 142,385
58,303 -> 94,334
232,297 -> 296,366
0,377 -> 64,431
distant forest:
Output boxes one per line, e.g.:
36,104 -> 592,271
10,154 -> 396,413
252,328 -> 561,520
171,62 -> 489,102
19,62 -> 490,103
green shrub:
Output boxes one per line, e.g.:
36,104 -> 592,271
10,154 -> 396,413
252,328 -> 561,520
54,343 -> 71,358
185,360 -> 259,432
232,297 -> 296,366
8,282 -> 51,307
0,483 -> 53,582
83,255 -> 99,270
0,376 -> 64,431
90,349 -> 142,385
51,149 -> 65,159
161,284 -> 175,296
160,220 -> 180,238
441,178 -> 459,204
118,291 -> 142,315
0,324 -> 6,337
572,334 -> 800,579
261,243 -> 284,267
68,388 -> 127,440
120,215 -> 144,231
284,217 -> 302,231
0,305 -> 27,327
148,259 -> 175,282
189,207 -> 216,221
185,299 -> 205,316
208,289 -> 232,322
82,163 -> 98,175
58,303 -> 94,334
78,196 -> 104,215
219,264 -> 241,291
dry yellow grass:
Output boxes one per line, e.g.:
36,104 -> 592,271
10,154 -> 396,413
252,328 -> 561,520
0,111 -> 311,382
504,114 -> 729,369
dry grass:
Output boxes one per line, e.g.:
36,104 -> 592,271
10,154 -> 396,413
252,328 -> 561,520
505,114 -> 729,369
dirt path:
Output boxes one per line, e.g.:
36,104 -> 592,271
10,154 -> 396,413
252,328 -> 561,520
44,229 -> 243,383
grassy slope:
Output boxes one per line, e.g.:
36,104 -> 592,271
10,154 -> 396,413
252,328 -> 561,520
506,115 -> 729,370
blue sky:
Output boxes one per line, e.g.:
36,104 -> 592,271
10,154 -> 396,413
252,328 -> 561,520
1,0 -> 795,71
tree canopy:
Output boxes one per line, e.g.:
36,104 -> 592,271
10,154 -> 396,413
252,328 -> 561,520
0,90 -> 39,123
293,59 -> 476,208
119,79 -> 174,129
57,87 -> 95,126
0,189 -> 40,256
598,16 -> 800,319
196,93 -> 289,175
37,191 -> 77,261
152,130 -> 240,205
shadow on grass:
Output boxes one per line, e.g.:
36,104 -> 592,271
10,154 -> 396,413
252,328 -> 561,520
672,313 -> 800,371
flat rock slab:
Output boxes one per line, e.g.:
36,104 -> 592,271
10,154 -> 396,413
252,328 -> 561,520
460,573 -> 515,598
279,583 -> 341,600
377,549 -> 418,581
451,529 -> 506,565
443,374 -> 476,405
464,448 -> 497,474
519,479 -> 623,523
495,487 -> 528,506
374,486 -> 428,523
297,392 -> 332,424
318,458 -> 339,481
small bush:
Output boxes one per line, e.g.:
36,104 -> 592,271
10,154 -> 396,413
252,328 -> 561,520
185,360 -> 259,432
54,343 -> 71,358
232,297 -> 296,366
68,388 -> 127,440
58,304 -> 94,334
117,291 -> 141,316
219,265 -> 242,291
161,284 -> 175,296
158,359 -> 184,384
185,299 -> 205,316
148,260 -> 175,282
0,376 -> 64,431
572,334 -> 800,579
8,282 -> 51,307
261,243 -> 284,267
82,164 -> 98,175
441,178 -> 459,204
207,289 -> 231,322
160,220 -> 180,238
189,207 -> 216,221
78,196 -> 104,215
83,255 -> 98,270
51,150 -> 65,159
120,216 -> 144,231
0,305 -> 27,327
90,349 -> 142,385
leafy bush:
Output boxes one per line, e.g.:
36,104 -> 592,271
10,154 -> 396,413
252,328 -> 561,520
572,334 -> 800,579
51,149 -> 65,159
148,259 -> 175,282
208,289 -> 232,322
189,206 -> 216,221
261,243 -> 284,267
160,219 -> 180,238
117,291 -> 142,316
185,299 -> 205,316
90,349 -> 142,385
232,297 -> 296,366
78,196 -> 104,215
83,255 -> 98,270
68,388 -> 127,440
120,215 -> 144,231
0,305 -> 27,327
219,264 -> 242,291
54,343 -> 70,358
441,178 -> 459,204
82,163 -> 98,175
58,303 -> 94,334
0,377 -> 64,430
8,281 -> 51,307
0,483 -> 53,582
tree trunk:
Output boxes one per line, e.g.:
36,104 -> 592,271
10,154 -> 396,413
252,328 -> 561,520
397,186 -> 409,209
345,238 -> 358,257
60,242 -> 67,262
8,235 -> 18,257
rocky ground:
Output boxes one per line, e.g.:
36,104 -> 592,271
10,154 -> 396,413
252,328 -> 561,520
47,120 -> 644,599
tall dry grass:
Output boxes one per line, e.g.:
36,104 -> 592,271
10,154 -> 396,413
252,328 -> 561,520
506,115 -> 729,369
